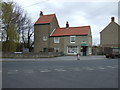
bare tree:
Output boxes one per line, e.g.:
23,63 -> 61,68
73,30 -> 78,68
21,18 -> 34,52
1,1 -> 34,52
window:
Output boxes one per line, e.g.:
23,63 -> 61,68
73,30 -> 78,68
43,36 -> 47,41
54,37 -> 60,43
70,36 -> 76,43
67,46 -> 78,54
54,48 -> 59,52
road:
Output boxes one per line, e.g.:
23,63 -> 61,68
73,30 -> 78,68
2,56 -> 118,88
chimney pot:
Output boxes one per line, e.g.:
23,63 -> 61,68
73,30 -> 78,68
111,17 -> 115,22
40,11 -> 43,17
66,21 -> 69,28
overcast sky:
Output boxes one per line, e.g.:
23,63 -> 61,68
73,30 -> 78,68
7,0 -> 119,45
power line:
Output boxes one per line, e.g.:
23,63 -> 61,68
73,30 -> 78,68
23,0 -> 49,8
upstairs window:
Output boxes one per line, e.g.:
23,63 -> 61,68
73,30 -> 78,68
54,37 -> 60,43
70,36 -> 76,43
43,36 -> 47,41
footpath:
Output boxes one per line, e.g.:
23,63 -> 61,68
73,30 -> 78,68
0,55 -> 108,62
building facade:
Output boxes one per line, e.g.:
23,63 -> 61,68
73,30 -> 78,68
34,12 -> 59,53
34,12 -> 92,56
100,17 -> 120,53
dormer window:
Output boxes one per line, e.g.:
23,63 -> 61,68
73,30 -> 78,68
70,36 -> 76,43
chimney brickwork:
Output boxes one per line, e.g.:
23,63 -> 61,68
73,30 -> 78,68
66,21 -> 69,28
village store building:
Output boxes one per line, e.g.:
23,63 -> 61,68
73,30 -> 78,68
34,11 -> 92,56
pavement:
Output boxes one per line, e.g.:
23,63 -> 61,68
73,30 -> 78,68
1,55 -> 109,62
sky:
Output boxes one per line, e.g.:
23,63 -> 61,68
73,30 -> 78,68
5,0 -> 119,45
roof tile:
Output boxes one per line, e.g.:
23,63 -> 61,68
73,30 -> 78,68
35,14 -> 55,24
50,26 -> 90,36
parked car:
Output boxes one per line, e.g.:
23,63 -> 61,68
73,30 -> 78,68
104,47 -> 120,59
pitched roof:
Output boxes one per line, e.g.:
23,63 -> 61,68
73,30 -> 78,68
50,26 -> 90,37
100,21 -> 120,33
35,14 -> 55,24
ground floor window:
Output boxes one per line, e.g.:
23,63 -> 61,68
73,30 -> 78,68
54,48 -> 59,52
67,46 -> 78,54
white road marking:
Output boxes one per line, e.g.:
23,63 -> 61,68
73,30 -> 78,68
106,66 -> 117,69
110,66 -> 116,68
7,70 -> 18,74
98,67 -> 105,70
54,68 -> 66,72
83,67 -> 95,71
40,69 -> 51,72
106,66 -> 112,68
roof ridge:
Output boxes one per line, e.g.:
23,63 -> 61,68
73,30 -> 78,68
58,26 -> 90,29
43,14 -> 55,16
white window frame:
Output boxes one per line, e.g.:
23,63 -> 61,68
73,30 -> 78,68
70,36 -> 76,43
43,36 -> 47,41
54,37 -> 60,43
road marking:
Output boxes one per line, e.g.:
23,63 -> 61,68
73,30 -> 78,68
54,68 -> 66,72
98,67 -> 105,70
106,66 -> 117,69
84,67 -> 95,71
40,69 -> 51,72
109,66 -> 116,69
7,70 -> 18,74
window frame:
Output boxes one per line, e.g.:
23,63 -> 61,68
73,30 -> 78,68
54,37 -> 60,43
67,46 -> 78,54
70,36 -> 76,43
43,36 -> 47,41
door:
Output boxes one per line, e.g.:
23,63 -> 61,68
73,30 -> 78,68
82,46 -> 87,56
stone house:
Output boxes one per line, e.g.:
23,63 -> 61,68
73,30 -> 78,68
100,17 -> 120,53
34,11 -> 59,53
34,12 -> 92,56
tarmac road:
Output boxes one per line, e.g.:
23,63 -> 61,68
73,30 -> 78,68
2,56 -> 118,88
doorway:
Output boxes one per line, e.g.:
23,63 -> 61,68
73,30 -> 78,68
82,46 -> 87,56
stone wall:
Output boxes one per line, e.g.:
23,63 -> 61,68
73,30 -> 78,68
2,52 -> 63,58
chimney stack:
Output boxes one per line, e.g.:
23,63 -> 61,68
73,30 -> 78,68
40,11 -> 43,17
111,17 -> 115,22
66,21 -> 69,28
